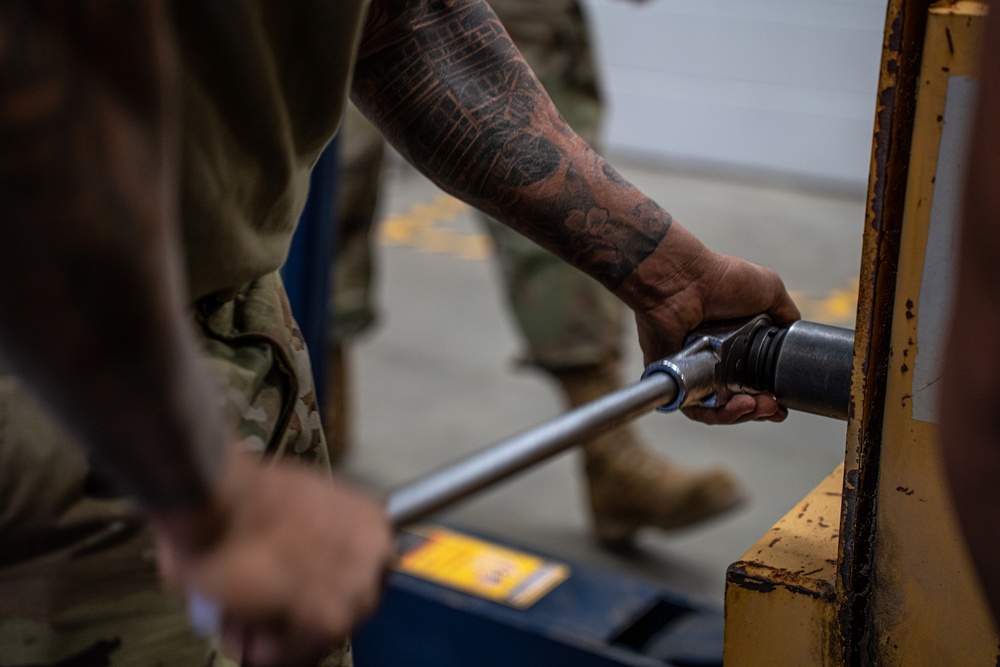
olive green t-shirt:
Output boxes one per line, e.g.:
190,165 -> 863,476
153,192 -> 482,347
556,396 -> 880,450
174,0 -> 371,300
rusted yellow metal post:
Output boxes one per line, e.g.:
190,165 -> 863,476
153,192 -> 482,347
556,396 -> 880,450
725,2 -> 997,664
725,466 -> 844,664
858,4 -> 996,663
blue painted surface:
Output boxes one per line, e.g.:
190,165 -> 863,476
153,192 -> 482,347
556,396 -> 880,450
280,139 -> 340,408
353,523 -> 724,667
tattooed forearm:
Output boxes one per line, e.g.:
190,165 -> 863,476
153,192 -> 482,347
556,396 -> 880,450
353,0 -> 670,289
0,2 -> 223,511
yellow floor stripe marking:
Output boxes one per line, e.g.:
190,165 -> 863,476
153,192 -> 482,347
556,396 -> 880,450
379,194 -> 486,257
380,195 -> 859,326
789,278 -> 859,326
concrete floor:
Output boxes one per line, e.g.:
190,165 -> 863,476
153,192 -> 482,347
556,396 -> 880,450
340,154 -> 865,610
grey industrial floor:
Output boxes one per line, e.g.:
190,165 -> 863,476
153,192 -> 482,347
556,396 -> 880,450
340,153 -> 864,611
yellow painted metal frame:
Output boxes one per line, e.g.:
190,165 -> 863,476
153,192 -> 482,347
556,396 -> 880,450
725,3 -> 996,664
866,4 -> 996,664
725,466 -> 843,664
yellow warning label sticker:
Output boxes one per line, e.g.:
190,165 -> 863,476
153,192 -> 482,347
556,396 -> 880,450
397,526 -> 570,608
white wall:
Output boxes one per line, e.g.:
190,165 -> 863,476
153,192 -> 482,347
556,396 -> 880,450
585,0 -> 889,187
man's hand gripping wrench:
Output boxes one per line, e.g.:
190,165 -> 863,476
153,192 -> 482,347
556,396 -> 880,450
387,314 -> 853,526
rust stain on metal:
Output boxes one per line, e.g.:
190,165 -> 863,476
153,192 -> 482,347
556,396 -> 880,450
839,1 -> 930,663
729,562 -> 836,600
729,464 -> 843,638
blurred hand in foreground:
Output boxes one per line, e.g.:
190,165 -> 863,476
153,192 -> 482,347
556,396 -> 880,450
151,452 -> 394,667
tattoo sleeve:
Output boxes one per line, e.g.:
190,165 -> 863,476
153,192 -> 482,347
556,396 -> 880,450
352,0 -> 670,290
0,2 -> 223,512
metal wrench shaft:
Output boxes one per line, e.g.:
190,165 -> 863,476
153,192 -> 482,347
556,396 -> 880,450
387,372 -> 678,526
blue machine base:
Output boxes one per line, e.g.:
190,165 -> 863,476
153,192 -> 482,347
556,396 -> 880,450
353,524 -> 723,667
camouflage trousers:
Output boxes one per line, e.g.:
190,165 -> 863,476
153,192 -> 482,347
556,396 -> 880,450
0,273 -> 350,667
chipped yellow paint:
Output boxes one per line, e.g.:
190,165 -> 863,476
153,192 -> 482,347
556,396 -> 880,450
725,466 -> 844,666
865,5 -> 998,664
727,4 -> 997,665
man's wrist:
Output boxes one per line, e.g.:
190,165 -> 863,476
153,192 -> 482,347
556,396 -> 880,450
612,223 -> 714,314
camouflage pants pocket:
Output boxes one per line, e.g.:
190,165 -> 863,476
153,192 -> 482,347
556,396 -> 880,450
197,271 -> 330,471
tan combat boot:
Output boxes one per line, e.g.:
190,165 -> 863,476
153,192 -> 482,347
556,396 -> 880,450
553,360 -> 747,547
322,342 -> 351,466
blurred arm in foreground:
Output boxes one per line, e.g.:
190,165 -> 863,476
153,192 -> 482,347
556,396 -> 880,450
940,5 -> 1000,630
0,4 -> 390,665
